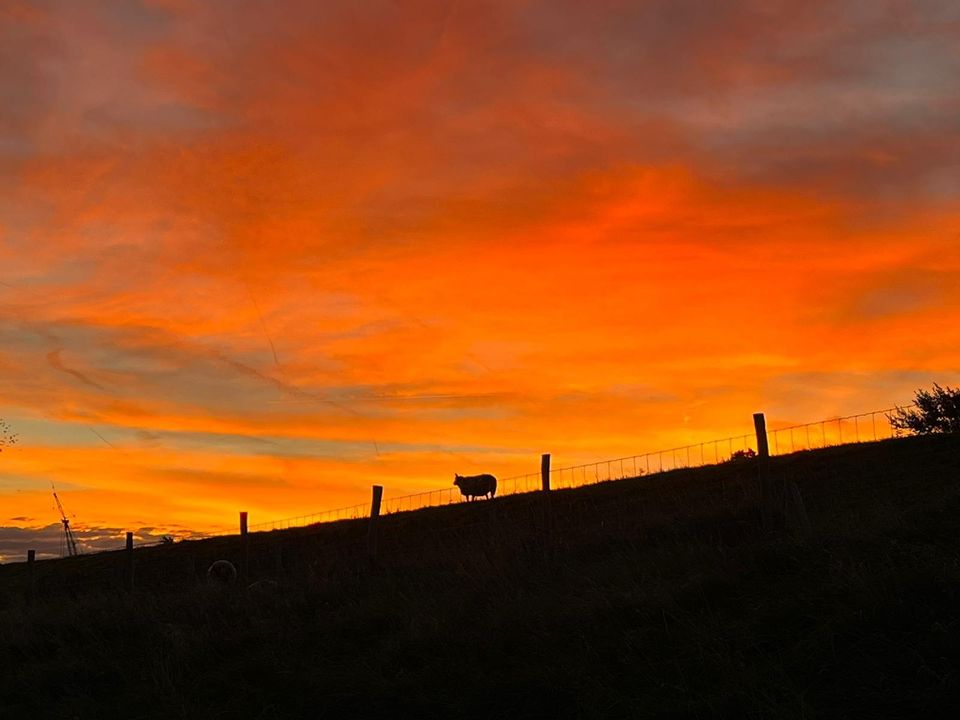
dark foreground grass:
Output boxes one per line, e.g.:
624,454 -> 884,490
2,434 -> 959,719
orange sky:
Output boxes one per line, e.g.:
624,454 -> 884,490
1,0 -> 959,558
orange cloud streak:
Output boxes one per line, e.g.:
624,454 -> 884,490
2,1 -> 959,544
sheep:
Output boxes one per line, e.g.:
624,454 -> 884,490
207,559 -> 237,585
453,473 -> 498,501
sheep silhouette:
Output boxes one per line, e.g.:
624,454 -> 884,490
207,559 -> 237,585
453,473 -> 498,501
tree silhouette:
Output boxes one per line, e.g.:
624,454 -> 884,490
888,384 -> 960,435
0,418 -> 17,453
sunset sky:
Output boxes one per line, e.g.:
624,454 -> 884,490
2,0 -> 959,559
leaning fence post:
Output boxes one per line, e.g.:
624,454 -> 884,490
753,412 -> 779,529
754,413 -> 770,458
125,531 -> 135,591
368,485 -> 383,560
541,453 -> 551,491
240,511 -> 249,578
26,549 -> 36,605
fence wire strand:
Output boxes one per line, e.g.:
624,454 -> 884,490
241,405 -> 914,533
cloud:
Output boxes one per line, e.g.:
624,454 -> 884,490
1,0 -> 958,535
46,349 -> 106,390
0,522 -> 208,563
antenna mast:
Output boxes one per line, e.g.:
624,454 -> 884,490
52,488 -> 79,557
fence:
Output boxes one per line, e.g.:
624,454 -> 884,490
243,405 -> 912,532
7,403 -> 929,601
248,501 -> 370,532
766,407 -> 905,455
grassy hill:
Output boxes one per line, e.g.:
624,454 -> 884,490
2,434 -> 959,719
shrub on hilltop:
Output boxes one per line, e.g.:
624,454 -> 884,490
888,383 -> 960,435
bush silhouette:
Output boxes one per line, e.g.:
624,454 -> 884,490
727,448 -> 756,462
888,383 -> 960,435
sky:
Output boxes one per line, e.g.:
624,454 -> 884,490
1,0 -> 959,560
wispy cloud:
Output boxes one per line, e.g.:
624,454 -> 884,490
46,349 -> 105,390
1,0 -> 958,538
0,522 -> 208,563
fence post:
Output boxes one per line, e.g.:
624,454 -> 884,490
541,453 -> 551,491
753,412 -> 779,529
26,549 -> 36,605
754,413 -> 770,458
240,511 -> 249,579
368,485 -> 383,560
125,531 -> 135,592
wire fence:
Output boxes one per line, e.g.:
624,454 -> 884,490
243,405 -> 914,533
7,403 -> 943,602
766,407 -> 906,455
248,501 -> 370,532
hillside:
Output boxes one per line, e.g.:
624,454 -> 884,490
2,434 -> 960,719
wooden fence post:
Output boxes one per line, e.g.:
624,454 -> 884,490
753,413 -> 770,459
368,485 -> 383,560
26,549 -> 36,605
753,412 -> 779,529
125,531 -> 135,592
541,453 -> 551,491
240,511 -> 249,579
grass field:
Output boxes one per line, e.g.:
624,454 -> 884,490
2,433 -> 959,719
